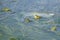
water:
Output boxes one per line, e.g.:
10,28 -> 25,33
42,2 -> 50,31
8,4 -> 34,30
0,0 -> 60,40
